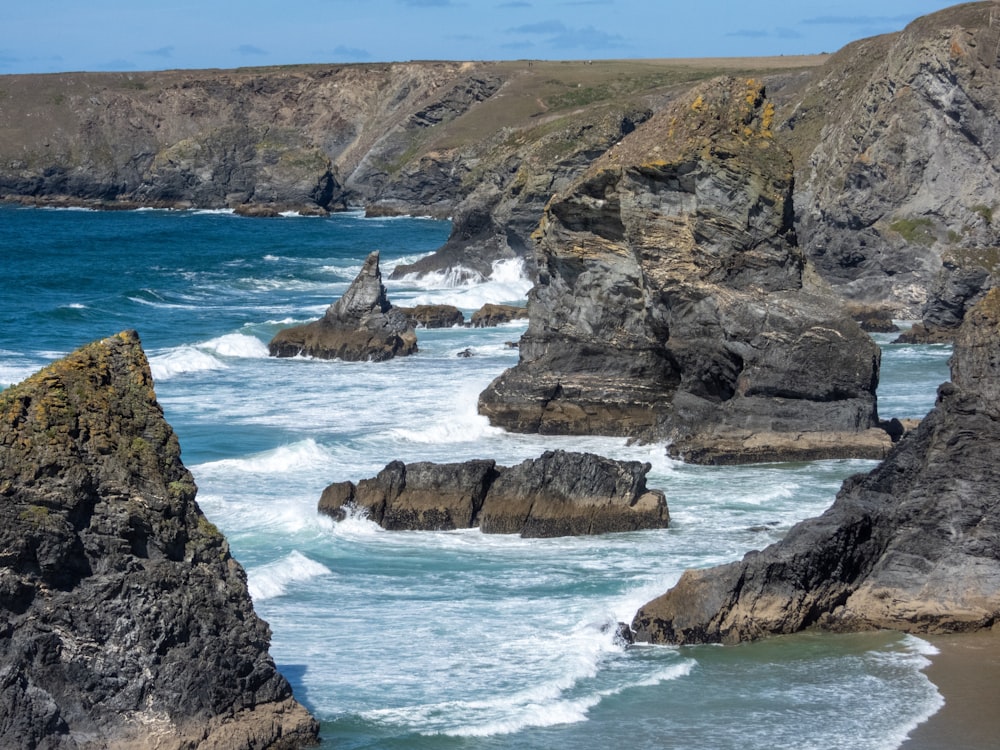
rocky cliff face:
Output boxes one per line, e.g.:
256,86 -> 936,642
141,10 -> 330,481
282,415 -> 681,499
0,331 -> 318,748
268,250 -> 417,361
478,77 -> 888,463
631,288 -> 1000,645
319,450 -> 668,537
784,1 -> 1000,317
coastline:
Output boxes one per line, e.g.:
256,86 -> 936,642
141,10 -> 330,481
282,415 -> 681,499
901,629 -> 1000,750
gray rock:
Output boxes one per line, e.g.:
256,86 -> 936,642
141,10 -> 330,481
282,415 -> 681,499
631,288 -> 1000,645
268,250 -> 418,361
0,331 -> 319,748
478,77 -> 887,464
318,450 -> 668,537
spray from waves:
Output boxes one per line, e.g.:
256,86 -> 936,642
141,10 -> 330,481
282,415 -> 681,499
196,438 -> 333,475
247,550 -> 333,602
391,258 -> 534,309
148,333 -> 269,380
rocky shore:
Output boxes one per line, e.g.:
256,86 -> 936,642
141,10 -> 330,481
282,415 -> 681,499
318,450 -> 668,537
631,289 -> 1000,645
0,331 -> 318,748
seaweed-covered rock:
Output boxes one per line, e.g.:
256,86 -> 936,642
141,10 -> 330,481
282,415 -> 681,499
0,331 -> 319,749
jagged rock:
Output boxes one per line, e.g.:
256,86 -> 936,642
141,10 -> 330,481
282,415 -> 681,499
631,289 -> 1000,645
893,248 -> 996,343
318,450 -> 668,537
268,250 -> 417,361
0,331 -> 319,748
787,3 -> 1000,316
478,77 -> 886,464
469,303 -> 529,328
397,304 -> 465,328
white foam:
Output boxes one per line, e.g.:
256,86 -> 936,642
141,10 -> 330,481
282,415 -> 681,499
149,346 -> 225,381
200,332 -> 269,359
392,258 -> 533,310
248,550 -> 333,601
197,438 -> 333,475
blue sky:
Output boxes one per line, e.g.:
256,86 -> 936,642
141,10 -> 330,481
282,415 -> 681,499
3,1 -> 959,74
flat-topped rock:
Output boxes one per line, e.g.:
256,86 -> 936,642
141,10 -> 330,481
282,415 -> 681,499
469,303 -> 529,328
319,450 -> 668,537
631,289 -> 1000,645
269,250 -> 417,361
0,331 -> 319,749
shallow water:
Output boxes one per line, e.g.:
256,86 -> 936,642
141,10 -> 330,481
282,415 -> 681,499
0,205 -> 952,748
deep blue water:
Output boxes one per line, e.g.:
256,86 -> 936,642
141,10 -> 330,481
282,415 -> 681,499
0,205 -> 952,749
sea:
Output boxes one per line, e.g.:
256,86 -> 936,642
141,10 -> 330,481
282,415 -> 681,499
0,204 -> 955,749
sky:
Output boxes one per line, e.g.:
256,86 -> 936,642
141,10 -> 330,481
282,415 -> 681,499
2,1 -> 963,75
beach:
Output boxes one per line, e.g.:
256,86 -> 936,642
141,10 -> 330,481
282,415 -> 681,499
902,629 -> 1000,749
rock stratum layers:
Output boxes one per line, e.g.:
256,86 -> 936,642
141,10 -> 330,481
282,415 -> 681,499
631,289 -> 1000,645
318,450 -> 668,537
0,331 -> 319,749
479,77 -> 887,464
268,250 -> 417,361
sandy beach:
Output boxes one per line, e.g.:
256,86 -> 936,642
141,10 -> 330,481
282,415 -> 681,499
901,629 -> 1000,750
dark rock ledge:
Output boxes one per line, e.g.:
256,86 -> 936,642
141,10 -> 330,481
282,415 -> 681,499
0,331 -> 319,748
631,289 -> 1000,645
269,250 -> 417,361
319,450 -> 668,537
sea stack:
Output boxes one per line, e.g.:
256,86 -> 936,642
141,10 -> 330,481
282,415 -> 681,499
478,76 -> 888,464
631,288 -> 1000,645
269,250 -> 417,361
0,331 -> 319,748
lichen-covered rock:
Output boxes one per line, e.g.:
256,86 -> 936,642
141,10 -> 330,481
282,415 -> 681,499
0,331 -> 318,748
269,250 -> 417,361
631,288 -> 1000,645
478,77 -> 885,463
318,450 -> 668,537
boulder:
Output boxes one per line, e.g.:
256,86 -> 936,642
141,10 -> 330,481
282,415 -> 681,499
631,289 -> 1000,645
398,304 -> 465,329
318,450 -> 668,537
269,250 -> 417,361
478,77 -> 886,464
469,303 -> 529,328
0,331 -> 319,748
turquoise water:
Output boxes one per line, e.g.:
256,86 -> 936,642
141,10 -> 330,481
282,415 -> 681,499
0,205 -> 952,748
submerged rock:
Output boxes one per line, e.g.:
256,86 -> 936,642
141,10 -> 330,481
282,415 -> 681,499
269,250 -> 417,361
318,450 -> 668,537
631,289 -> 1000,645
0,331 -> 319,748
478,77 -> 886,464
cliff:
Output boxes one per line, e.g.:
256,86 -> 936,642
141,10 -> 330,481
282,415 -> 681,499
478,77 -> 888,463
0,331 -> 318,748
631,288 -> 1000,645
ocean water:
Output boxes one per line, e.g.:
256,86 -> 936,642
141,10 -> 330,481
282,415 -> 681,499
0,205 -> 953,749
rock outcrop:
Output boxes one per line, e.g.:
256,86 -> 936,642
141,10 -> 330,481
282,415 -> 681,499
398,304 -> 465,329
478,77 -> 888,464
631,288 -> 1000,645
318,450 -> 668,537
268,250 -> 417,361
469,303 -> 529,328
0,331 -> 319,748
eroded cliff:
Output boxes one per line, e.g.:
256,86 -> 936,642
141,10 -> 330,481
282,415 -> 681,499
631,288 -> 1000,644
478,77 -> 888,463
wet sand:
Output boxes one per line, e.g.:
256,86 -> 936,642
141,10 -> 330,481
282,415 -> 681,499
901,630 -> 1000,750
